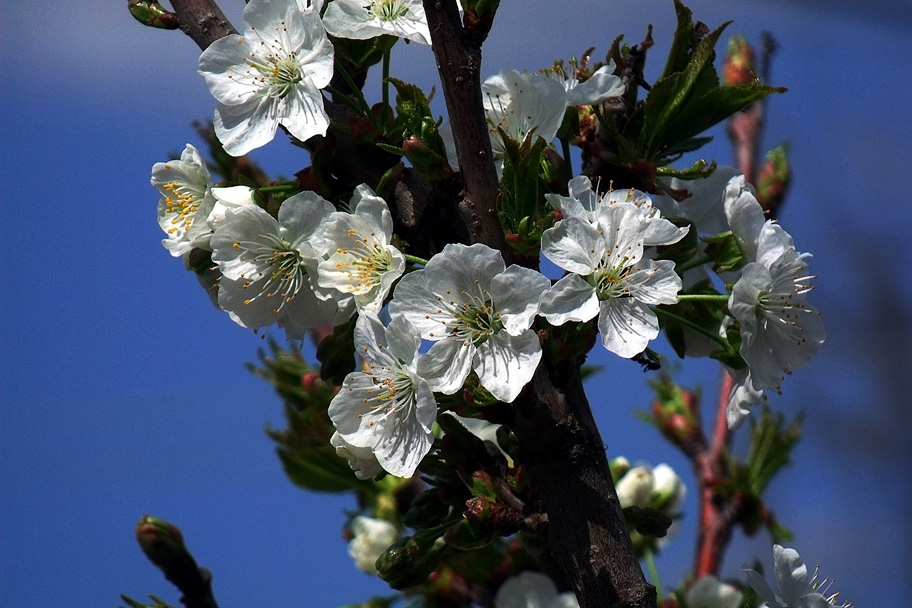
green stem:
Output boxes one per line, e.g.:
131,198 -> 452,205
561,136 -> 574,185
404,254 -> 429,266
258,182 -> 299,194
644,548 -> 664,603
676,294 -> 731,303
653,306 -> 732,351
675,255 -> 713,273
325,85 -> 369,118
332,62 -> 375,123
382,49 -> 391,124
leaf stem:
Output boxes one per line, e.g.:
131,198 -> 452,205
652,306 -> 731,351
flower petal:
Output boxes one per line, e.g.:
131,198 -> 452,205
597,298 -> 659,358
474,330 -> 541,403
539,274 -> 600,325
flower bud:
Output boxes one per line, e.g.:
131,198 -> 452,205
755,144 -> 791,214
723,34 -> 757,86
135,515 -> 186,571
443,518 -> 496,551
128,0 -> 180,29
685,575 -> 743,608
615,466 -> 654,508
376,533 -> 443,589
609,456 -> 630,482
348,516 -> 399,574
650,463 -> 686,513
650,380 -> 703,452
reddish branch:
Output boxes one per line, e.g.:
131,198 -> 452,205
692,371 -> 742,577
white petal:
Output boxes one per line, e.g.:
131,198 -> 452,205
425,243 -> 505,296
388,271 -> 449,338
489,266 -> 551,334
565,64 -> 624,106
539,274 -> 600,325
474,330 -> 541,403
418,338 -> 475,394
625,259 -> 682,305
213,99 -> 280,157
278,82 -> 330,144
494,572 -> 560,608
541,217 -> 602,274
597,298 -> 659,358
330,432 -> 383,480
385,314 -> 422,366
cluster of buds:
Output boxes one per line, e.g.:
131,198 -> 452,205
611,457 -> 687,555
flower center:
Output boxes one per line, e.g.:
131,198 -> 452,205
589,256 -> 635,300
236,234 -> 307,311
247,53 -> 302,99
162,180 -> 203,234
369,367 -> 416,413
334,231 -> 393,293
366,0 -> 410,21
449,281 -> 503,345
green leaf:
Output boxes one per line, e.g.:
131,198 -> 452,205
641,21 -> 730,155
660,0 -> 700,79
660,83 -> 786,150
275,446 -> 361,493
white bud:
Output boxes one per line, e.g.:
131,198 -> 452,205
685,575 -> 743,608
615,465 -> 654,508
347,516 -> 399,574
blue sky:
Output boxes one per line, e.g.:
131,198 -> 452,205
2,1 -> 910,606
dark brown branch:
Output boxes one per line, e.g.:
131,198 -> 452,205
421,0 -> 508,254
422,3 -> 655,606
169,0 -> 237,49
512,366 -> 656,608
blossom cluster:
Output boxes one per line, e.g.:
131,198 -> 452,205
152,142 -> 822,478
151,0 -> 823,483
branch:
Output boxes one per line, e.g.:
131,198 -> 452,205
169,0 -> 237,49
692,370 -> 740,577
421,0 -> 508,253
512,365 -> 656,608
135,516 -> 220,608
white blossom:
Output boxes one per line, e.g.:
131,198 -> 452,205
209,191 -> 342,339
389,243 -> 550,403
651,165 -> 743,236
152,144 -> 216,257
331,431 -> 384,479
317,185 -> 405,313
744,545 -> 853,608
723,176 -> 824,423
685,575 -> 743,608
539,62 -> 624,107
547,176 -> 688,246
495,571 -> 579,608
328,313 -> 436,478
540,204 -> 682,358
198,0 -> 334,156
322,0 -> 432,45
347,515 -> 399,574
482,69 -> 567,159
